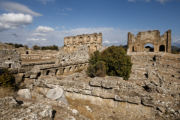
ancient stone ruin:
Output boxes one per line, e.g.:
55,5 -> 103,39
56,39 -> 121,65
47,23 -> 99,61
0,49 -> 21,69
64,33 -> 102,53
0,30 -> 180,120
127,30 -> 171,53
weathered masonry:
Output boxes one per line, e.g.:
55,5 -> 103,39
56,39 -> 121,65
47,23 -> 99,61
127,30 -> 171,53
64,33 -> 102,53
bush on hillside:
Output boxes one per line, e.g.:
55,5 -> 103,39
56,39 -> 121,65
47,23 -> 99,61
5,43 -> 28,49
0,68 -> 15,88
33,45 -> 59,50
172,46 -> 180,54
87,46 -> 132,80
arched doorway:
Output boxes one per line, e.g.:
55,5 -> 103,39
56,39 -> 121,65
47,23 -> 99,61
26,51 -> 29,54
159,45 -> 165,52
144,43 -> 154,52
132,46 -> 135,52
46,70 -> 50,75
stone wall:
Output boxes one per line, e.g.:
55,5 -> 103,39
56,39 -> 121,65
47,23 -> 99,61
0,49 -> 21,69
64,33 -> 102,53
32,52 -> 180,120
21,49 -> 59,63
127,30 -> 171,53
0,42 -> 14,50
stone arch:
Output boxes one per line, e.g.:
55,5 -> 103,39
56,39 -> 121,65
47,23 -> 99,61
94,45 -> 97,51
88,45 -> 90,51
37,72 -> 41,78
8,63 -> 11,68
69,66 -> 73,72
46,70 -> 50,75
63,68 -> 66,73
26,51 -> 29,54
55,69 -> 58,75
87,36 -> 90,42
74,65 -> 78,71
132,46 -> 135,52
79,37 -> 83,44
159,45 -> 165,52
73,46 -> 76,50
144,43 -> 154,52
79,64 -> 83,69
94,35 -> 97,41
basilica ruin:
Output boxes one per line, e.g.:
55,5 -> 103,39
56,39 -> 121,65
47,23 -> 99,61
64,33 -> 102,53
127,30 -> 171,53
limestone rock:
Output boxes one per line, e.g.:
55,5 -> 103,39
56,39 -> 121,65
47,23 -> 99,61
101,79 -> 118,89
89,77 -> 102,87
46,87 -> 68,104
17,89 -> 31,99
114,95 -> 141,104
141,96 -> 155,107
0,97 -> 53,120
46,87 -> 63,100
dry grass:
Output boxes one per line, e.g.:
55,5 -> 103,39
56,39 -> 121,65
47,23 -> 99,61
66,96 -> 154,120
66,96 -> 95,120
0,87 -> 15,98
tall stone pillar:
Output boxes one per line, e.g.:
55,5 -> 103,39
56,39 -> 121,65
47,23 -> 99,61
167,30 -> 171,53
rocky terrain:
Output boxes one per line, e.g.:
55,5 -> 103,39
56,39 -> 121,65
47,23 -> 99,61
0,50 -> 180,120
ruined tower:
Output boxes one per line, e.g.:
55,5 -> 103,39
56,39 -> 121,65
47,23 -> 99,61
127,30 -> 171,53
64,33 -> 102,53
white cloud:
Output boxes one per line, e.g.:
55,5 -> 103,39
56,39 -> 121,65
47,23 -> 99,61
128,0 -> 136,2
27,38 -> 47,41
37,0 -> 55,5
0,1 -> 42,16
1,26 -> 179,47
128,0 -> 171,3
0,26 -> 137,47
62,8 -> 72,11
32,33 -> 46,37
35,26 -> 54,33
128,0 -> 151,2
27,26 -> 55,44
0,13 -> 33,31
156,0 -> 170,4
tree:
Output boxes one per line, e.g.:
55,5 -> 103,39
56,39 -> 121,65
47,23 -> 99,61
87,46 -> 132,80
0,68 -> 15,87
33,45 -> 41,50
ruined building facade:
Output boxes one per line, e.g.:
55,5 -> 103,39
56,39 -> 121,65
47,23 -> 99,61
127,30 -> 171,53
64,33 -> 102,53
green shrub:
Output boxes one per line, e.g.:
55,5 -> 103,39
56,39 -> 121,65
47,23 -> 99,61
87,46 -> 132,80
33,45 -> 59,50
0,68 -> 15,88
33,45 -> 41,50
87,61 -> 106,77
5,43 -> 28,49
171,46 -> 180,54
94,61 -> 106,77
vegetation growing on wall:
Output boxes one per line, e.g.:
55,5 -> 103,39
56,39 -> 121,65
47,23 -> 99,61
5,43 -> 28,49
33,45 -> 59,50
172,46 -> 180,54
0,68 -> 15,88
87,46 -> 132,80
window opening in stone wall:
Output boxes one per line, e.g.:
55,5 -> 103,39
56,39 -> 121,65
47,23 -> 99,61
132,46 -> 135,52
8,64 -> 11,68
26,51 -> 29,54
159,45 -> 165,52
144,43 -> 154,52
46,70 -> 50,75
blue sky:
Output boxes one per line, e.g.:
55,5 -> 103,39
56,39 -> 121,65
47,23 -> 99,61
0,0 -> 180,47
